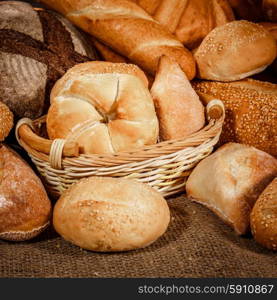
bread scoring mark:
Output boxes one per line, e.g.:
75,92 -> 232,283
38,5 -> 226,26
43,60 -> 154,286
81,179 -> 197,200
67,5 -> 155,23
129,39 -> 183,58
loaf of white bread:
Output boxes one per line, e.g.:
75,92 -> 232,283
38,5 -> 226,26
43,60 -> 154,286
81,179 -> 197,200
46,61 -> 159,154
186,143 -> 277,235
39,0 -> 196,79
53,176 -> 170,252
0,145 -> 51,241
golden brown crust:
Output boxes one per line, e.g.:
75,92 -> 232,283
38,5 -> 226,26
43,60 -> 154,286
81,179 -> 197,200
176,0 -> 234,49
263,0 -> 277,22
227,0 -> 264,22
186,143 -> 277,235
250,177 -> 277,251
47,61 -> 159,154
259,22 -> 277,40
0,101 -> 13,142
53,176 -> 170,252
150,55 -> 205,141
39,0 -> 196,79
0,145 -> 51,241
194,20 -> 277,81
192,78 -> 277,157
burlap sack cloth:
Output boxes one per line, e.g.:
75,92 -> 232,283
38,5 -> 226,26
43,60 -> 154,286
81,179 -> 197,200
1,194 -> 276,278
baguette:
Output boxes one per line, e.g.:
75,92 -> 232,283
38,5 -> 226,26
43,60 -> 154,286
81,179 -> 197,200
39,0 -> 196,79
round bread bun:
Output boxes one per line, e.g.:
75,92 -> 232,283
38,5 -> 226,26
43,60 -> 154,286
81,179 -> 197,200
0,145 -> 51,241
46,61 -> 159,154
250,177 -> 277,251
0,101 -> 13,142
194,20 -> 277,81
0,1 -> 97,120
53,176 -> 170,252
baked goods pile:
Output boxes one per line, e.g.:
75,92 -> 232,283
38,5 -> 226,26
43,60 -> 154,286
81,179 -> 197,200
0,0 -> 276,252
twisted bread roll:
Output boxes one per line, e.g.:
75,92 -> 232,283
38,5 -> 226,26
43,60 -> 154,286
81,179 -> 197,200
46,61 -> 159,154
39,0 -> 196,79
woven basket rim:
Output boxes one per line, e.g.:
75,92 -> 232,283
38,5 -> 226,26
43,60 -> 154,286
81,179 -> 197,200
16,99 -> 225,168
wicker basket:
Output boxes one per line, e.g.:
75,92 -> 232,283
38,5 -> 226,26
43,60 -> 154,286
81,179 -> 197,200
15,99 -> 225,199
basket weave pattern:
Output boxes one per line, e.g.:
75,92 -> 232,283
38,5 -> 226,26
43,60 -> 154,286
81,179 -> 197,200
16,100 -> 225,198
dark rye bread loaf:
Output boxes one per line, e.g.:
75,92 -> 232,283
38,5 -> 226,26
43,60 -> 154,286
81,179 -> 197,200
0,1 -> 97,120
192,78 -> 277,157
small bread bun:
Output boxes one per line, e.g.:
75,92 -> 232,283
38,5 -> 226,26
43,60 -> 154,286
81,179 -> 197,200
0,145 -> 51,241
194,20 -> 277,81
47,61 -> 159,154
0,101 -> 13,142
150,55 -> 205,141
186,143 -> 277,235
250,178 -> 277,251
53,177 -> 170,252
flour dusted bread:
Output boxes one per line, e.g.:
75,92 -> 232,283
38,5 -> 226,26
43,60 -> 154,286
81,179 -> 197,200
39,0 -> 196,79
53,176 -> 170,252
194,20 -> 277,81
46,61 -> 159,154
150,56 -> 205,141
0,145 -> 51,241
186,143 -> 277,235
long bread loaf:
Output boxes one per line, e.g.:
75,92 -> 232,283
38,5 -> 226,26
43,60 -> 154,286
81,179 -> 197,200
39,0 -> 196,79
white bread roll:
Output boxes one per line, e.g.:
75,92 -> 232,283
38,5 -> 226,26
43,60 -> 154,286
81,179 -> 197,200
53,176 -> 170,252
46,61 -> 159,154
194,20 -> 277,81
0,145 -> 51,241
186,143 -> 277,235
150,55 -> 205,141
250,177 -> 277,251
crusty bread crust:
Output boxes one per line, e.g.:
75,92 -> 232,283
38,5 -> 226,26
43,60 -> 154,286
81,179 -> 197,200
250,177 -> 277,251
186,143 -> 277,235
47,61 -> 159,154
0,145 -> 51,241
151,55 -> 205,141
194,20 -> 277,81
39,0 -> 196,79
0,102 -> 13,142
192,78 -> 277,157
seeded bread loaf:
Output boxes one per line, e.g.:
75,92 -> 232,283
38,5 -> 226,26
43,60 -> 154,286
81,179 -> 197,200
0,144 -> 51,241
250,177 -> 277,251
0,1 -> 97,120
192,78 -> 277,156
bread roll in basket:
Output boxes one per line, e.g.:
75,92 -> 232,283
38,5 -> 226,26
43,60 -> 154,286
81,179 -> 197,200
15,63 -> 225,199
